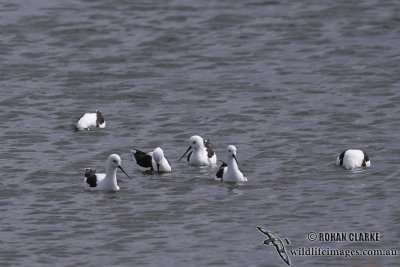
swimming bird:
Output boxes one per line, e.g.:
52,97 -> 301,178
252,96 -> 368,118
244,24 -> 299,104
76,110 -> 105,130
131,147 -> 172,172
257,226 -> 291,266
336,149 -> 370,169
84,154 -> 131,191
178,135 -> 217,166
216,145 -> 247,182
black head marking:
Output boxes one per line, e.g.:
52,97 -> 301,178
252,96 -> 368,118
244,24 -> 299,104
96,110 -> 105,127
85,168 -> 97,187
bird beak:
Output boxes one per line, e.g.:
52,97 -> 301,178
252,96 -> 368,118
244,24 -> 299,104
178,146 -> 192,162
157,163 -> 160,172
118,166 -> 132,180
232,154 -> 240,166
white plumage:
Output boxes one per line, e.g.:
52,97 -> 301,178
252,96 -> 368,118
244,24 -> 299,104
76,110 -> 106,130
336,149 -> 371,169
179,135 -> 217,166
83,154 -> 131,191
216,145 -> 247,182
131,147 -> 171,172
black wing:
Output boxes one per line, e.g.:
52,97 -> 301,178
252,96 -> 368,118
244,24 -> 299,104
96,110 -> 105,127
363,151 -> 369,164
338,149 -> 347,166
132,149 -> 154,170
76,113 -> 84,123
216,161 -> 227,179
85,168 -> 97,187
204,139 -> 215,158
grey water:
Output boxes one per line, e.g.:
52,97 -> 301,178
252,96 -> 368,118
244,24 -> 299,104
0,0 -> 399,266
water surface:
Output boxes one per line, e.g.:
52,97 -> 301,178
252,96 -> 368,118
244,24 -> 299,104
0,0 -> 399,266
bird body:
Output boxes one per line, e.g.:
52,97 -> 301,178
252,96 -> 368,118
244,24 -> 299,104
131,147 -> 171,172
336,149 -> 370,169
179,135 -> 217,166
77,110 -> 105,130
83,154 -> 131,191
216,145 -> 247,182
257,226 -> 291,266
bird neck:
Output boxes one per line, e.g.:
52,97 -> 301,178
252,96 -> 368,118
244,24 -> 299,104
106,167 -> 118,185
228,156 -> 239,171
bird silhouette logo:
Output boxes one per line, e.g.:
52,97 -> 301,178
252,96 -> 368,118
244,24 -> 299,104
257,226 -> 291,266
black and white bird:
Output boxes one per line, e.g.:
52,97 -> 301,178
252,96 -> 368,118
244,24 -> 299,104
216,145 -> 247,182
178,135 -> 217,166
131,147 -> 171,172
84,154 -> 131,191
336,149 -> 370,169
76,110 -> 105,130
257,226 -> 291,266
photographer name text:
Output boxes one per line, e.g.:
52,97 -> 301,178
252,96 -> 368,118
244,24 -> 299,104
308,232 -> 381,242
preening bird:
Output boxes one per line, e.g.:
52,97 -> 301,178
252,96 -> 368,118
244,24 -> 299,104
336,149 -> 370,169
131,147 -> 171,172
178,135 -> 217,166
76,110 -> 106,130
